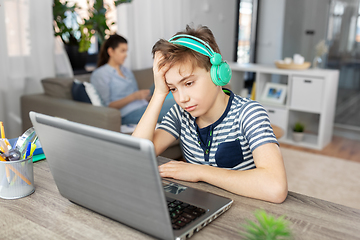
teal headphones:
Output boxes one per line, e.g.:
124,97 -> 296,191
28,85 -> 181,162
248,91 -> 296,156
168,34 -> 232,86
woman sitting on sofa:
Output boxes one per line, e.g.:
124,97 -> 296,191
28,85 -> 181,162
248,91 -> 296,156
90,34 -> 175,124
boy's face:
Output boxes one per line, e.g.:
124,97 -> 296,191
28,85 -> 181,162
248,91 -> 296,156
165,61 -> 219,118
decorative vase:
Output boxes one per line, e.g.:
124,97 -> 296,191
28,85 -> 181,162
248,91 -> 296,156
312,55 -> 322,69
64,45 -> 88,70
292,132 -> 304,142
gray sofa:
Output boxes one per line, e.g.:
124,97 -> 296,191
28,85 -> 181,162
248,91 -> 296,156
21,68 -> 183,159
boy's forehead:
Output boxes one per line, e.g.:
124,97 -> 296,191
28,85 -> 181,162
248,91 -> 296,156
165,61 -> 195,83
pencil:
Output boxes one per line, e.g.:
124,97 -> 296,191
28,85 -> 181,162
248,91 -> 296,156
0,155 -> 11,183
6,163 -> 32,186
0,121 -> 5,139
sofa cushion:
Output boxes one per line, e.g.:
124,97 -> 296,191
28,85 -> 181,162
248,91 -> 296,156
41,78 -> 74,99
83,82 -> 103,106
71,80 -> 92,103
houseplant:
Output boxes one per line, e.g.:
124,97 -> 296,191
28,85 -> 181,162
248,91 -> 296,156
53,0 -> 132,69
292,122 -> 305,142
239,209 -> 293,240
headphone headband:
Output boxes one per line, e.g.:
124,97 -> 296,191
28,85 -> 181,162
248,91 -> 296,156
168,34 -> 215,57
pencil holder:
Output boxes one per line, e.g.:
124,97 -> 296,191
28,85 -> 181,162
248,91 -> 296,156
0,157 -> 35,199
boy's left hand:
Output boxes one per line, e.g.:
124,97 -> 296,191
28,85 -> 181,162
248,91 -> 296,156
158,161 -> 202,182
153,52 -> 171,97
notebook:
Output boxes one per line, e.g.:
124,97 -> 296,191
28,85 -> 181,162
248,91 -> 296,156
29,111 -> 233,240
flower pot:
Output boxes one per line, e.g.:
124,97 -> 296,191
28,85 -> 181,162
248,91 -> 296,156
64,45 -> 88,70
292,132 -> 304,142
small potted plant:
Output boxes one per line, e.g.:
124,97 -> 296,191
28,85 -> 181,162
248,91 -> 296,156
292,122 -> 305,142
240,209 -> 293,240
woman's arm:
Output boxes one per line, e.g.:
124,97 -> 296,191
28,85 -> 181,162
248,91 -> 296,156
91,66 -> 150,110
158,143 -> 288,203
108,89 -> 150,109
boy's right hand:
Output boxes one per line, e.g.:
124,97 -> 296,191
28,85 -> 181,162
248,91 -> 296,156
153,52 -> 171,97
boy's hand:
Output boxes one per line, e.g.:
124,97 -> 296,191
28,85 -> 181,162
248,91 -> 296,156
153,52 -> 171,97
158,161 -> 202,182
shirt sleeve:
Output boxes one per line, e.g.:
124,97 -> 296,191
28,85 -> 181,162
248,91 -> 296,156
241,101 -> 279,151
157,104 -> 182,139
90,68 -> 112,106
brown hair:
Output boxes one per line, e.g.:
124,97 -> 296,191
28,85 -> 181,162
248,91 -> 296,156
152,25 -> 221,72
97,34 -> 128,67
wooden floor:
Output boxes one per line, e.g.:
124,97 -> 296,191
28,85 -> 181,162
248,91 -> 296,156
280,135 -> 360,163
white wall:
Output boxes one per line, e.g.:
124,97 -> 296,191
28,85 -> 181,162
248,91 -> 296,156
188,0 -> 237,62
282,0 -> 330,62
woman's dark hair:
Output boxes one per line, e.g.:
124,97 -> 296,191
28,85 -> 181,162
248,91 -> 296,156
97,34 -> 128,67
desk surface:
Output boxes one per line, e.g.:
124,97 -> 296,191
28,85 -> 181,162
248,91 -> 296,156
1,158 -> 360,240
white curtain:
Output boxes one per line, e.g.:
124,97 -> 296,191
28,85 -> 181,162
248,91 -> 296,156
0,0 -> 55,138
116,0 -> 237,70
116,0 -> 191,70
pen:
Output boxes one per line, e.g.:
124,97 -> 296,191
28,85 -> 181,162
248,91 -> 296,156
30,143 -> 36,157
24,142 -> 32,159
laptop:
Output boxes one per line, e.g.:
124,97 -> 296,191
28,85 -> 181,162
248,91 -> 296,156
29,112 -> 233,240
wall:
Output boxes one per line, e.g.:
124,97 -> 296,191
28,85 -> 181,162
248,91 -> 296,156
187,1 -> 238,62
282,0 -> 330,62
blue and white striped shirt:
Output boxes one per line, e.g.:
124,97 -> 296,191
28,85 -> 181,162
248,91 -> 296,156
158,89 -> 278,170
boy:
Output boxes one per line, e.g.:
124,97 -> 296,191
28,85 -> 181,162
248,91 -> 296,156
132,25 -> 288,203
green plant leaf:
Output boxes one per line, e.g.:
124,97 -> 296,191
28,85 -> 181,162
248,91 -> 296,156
293,122 -> 304,132
53,0 -> 133,52
240,210 -> 293,240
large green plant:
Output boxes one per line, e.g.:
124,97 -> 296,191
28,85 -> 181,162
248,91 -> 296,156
53,0 -> 132,53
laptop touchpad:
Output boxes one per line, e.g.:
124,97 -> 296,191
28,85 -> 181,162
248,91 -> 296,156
162,180 -> 187,195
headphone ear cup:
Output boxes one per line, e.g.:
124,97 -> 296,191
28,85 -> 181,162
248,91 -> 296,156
210,62 -> 232,86
210,53 -> 223,65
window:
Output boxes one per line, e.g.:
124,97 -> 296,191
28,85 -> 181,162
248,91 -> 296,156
236,0 -> 258,64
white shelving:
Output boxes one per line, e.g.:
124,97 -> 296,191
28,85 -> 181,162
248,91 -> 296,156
229,63 -> 339,150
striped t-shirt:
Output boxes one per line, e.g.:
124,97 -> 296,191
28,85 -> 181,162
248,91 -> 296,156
158,89 -> 278,170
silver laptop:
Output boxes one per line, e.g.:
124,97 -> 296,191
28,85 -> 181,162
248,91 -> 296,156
30,112 -> 233,240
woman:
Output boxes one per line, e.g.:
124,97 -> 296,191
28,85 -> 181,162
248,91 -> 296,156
90,34 -> 174,124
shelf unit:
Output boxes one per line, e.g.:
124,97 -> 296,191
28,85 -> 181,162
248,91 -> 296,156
228,63 -> 339,150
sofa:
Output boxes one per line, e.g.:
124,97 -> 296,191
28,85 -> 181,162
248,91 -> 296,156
21,68 -> 183,159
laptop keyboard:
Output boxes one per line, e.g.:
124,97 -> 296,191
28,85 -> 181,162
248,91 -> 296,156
167,197 -> 206,230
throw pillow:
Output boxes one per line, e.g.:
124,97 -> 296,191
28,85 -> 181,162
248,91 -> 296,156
71,80 -> 91,103
83,82 -> 103,106
41,78 -> 74,99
